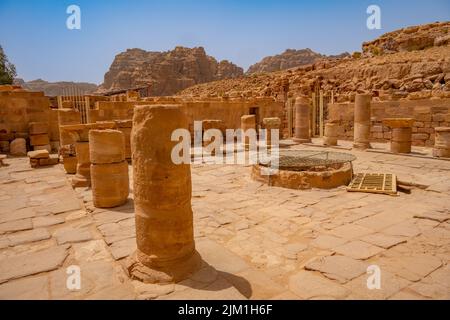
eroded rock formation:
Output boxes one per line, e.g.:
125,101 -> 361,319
97,46 -> 243,96
178,22 -> 450,102
247,48 -> 349,74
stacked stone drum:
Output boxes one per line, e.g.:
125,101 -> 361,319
383,118 -> 414,154
353,94 -> 372,150
127,105 -> 200,283
324,123 -> 339,146
89,129 -> 129,208
293,96 -> 312,143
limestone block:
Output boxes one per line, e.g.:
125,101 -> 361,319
10,138 -> 27,156
28,122 -> 49,135
91,161 -> 129,208
30,134 -> 50,146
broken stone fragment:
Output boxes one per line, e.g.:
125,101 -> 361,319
9,138 -> 27,156
27,149 -> 49,159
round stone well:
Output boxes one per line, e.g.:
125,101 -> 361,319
252,150 -> 356,190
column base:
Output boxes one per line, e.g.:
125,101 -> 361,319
292,138 -> 311,144
71,175 -> 90,188
352,142 -> 371,150
126,250 -> 202,284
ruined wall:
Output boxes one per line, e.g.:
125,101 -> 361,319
0,90 -> 51,134
90,98 -> 284,132
327,98 -> 450,146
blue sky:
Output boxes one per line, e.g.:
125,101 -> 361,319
0,0 -> 449,84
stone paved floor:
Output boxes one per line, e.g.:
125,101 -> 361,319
0,140 -> 449,300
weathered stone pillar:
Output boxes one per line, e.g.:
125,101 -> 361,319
72,142 -> 91,188
202,119 -> 225,154
353,94 -> 372,150
127,105 -> 200,283
241,115 -> 256,149
293,96 -> 311,143
324,123 -> 339,146
58,109 -> 81,173
433,127 -> 450,158
383,118 -> 414,154
89,130 -> 129,208
262,117 -> 281,147
115,120 -> 132,160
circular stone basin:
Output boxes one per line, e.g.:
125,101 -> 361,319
251,150 -> 355,190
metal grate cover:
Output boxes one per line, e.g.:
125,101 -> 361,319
259,150 -> 356,171
347,173 -> 397,195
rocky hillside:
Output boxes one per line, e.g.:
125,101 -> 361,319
363,21 -> 450,56
97,46 -> 243,96
246,48 -> 349,74
178,22 -> 450,102
14,78 -> 98,96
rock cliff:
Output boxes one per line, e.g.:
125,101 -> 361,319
97,46 -> 243,96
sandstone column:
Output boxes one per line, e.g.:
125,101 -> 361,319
72,142 -> 91,188
58,109 -> 81,173
293,96 -> 311,143
324,123 -> 339,146
433,127 -> 450,158
89,129 -> 129,208
115,120 -> 132,160
353,94 -> 372,150
383,118 -> 414,154
127,105 -> 200,283
241,115 -> 256,150
262,117 -> 281,148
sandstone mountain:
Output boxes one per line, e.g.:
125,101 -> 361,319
97,46 -> 243,96
178,21 -> 450,102
246,48 -> 349,74
14,78 -> 98,96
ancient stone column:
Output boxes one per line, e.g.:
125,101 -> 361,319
353,94 -> 372,150
433,127 -> 450,158
58,109 -> 81,171
383,118 -> 414,154
324,123 -> 339,146
262,117 -> 281,147
202,119 -> 225,156
127,105 -> 200,283
241,115 -> 256,149
115,120 -> 132,160
89,130 -> 129,208
72,142 -> 91,188
293,96 -> 311,143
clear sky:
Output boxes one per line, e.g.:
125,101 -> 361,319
1,0 -> 449,84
